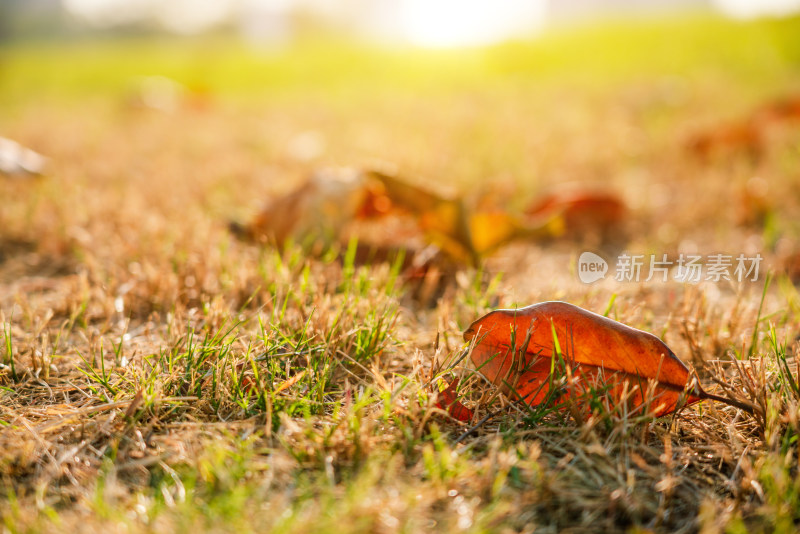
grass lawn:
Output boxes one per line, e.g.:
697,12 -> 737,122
2,14 -> 800,533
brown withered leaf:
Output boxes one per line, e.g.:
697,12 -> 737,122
468,211 -> 559,256
232,168 -> 625,266
686,119 -> 763,159
365,170 -> 563,262
736,177 -> 772,228
759,94 -> 800,122
363,169 -> 477,264
686,93 -> 800,159
525,189 -> 627,242
435,378 -> 474,422
230,168 -> 368,247
232,168 -> 517,264
464,302 -> 756,418
778,250 -> 800,285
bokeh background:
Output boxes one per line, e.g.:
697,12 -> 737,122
4,3 -> 800,533
4,0 -> 800,45
3,1 -> 800,301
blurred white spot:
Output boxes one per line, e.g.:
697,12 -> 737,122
286,131 -> 326,162
62,0 -> 150,27
133,76 -> 185,113
379,510 -> 400,528
0,138 -> 47,177
240,0 -> 293,47
400,0 -> 547,47
154,0 -> 234,34
656,223 -> 677,244
711,0 -> 800,18
677,240 -> 699,255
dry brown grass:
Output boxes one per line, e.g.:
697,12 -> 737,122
3,18 -> 800,533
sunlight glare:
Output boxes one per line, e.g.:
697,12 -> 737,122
400,0 -> 548,48
711,0 -> 800,18
63,0 -> 149,26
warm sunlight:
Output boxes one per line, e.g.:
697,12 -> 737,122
398,0 -> 548,48
62,0 -> 548,44
61,0 -> 800,44
711,0 -> 800,18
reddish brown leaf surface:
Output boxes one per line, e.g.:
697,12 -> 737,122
759,94 -> 800,122
229,168 -> 369,246
686,119 -> 764,159
435,378 -> 474,422
464,301 -> 699,417
232,168 -> 600,264
524,189 -> 627,239
686,93 -> 800,159
736,177 -> 772,227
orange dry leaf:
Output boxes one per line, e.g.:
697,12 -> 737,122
366,172 -> 558,263
230,168 -> 369,246
736,177 -> 772,227
686,93 -> 800,159
759,94 -> 800,122
525,189 -> 627,239
231,168 -> 625,265
468,211 -> 557,256
464,301 -> 699,417
363,169 -> 477,264
232,167 -> 534,265
435,378 -> 474,422
686,119 -> 763,159
359,170 -> 582,260
779,250 -> 800,284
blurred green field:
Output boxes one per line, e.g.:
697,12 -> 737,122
2,15 -> 800,103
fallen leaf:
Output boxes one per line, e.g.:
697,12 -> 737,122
464,301 -> 699,417
525,189 -> 627,240
240,375 -> 257,394
231,167 -> 477,263
435,378 -> 474,422
468,211 -> 554,256
760,94 -> 800,122
686,119 -> 763,159
779,250 -> 800,284
736,176 -> 771,227
686,93 -> 800,159
232,168 -> 625,267
364,169 -> 477,264
230,167 -> 368,246
366,171 -> 568,260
